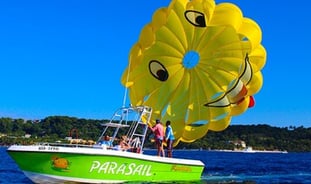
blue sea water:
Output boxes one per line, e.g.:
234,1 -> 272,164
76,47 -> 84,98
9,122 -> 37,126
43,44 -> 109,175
1,147 -> 311,184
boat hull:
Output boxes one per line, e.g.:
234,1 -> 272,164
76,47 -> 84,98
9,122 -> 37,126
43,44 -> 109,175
7,145 -> 204,183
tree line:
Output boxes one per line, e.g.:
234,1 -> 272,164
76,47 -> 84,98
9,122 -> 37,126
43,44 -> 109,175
0,116 -> 310,152
178,124 -> 311,152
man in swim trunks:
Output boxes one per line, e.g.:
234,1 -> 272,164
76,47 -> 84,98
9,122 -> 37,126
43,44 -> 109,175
149,119 -> 165,157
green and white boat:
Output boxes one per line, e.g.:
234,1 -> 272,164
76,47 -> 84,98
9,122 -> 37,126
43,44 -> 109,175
7,106 -> 204,183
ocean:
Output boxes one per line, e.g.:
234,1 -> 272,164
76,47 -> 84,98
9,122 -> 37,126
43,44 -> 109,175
1,147 -> 311,184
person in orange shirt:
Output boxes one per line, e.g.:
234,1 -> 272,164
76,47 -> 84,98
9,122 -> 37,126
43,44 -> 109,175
149,119 -> 165,157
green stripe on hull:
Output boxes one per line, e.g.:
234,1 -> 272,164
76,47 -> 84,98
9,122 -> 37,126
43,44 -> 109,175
8,151 -> 203,182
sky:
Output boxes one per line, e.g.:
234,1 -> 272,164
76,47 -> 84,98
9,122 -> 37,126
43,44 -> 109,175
0,0 -> 310,128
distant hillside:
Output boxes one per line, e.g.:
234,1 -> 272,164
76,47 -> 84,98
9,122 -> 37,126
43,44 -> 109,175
0,117 -> 310,152
176,124 -> 311,152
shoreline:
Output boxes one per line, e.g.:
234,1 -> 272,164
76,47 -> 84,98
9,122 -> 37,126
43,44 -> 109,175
143,148 -> 289,153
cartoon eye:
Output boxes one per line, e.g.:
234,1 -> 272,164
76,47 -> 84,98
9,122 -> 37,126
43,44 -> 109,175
184,10 -> 206,27
149,60 -> 169,82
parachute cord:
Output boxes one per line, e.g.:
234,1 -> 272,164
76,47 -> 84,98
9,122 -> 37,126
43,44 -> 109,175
122,57 -> 132,108
122,86 -> 128,108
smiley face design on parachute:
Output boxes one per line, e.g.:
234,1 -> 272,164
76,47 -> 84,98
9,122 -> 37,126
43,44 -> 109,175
122,0 -> 266,144
149,60 -> 169,82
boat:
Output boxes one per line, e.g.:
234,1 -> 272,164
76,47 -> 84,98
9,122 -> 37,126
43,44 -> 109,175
241,147 -> 288,154
7,105 -> 205,183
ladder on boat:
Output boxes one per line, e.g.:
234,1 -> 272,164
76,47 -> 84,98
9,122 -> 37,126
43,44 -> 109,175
126,106 -> 152,152
99,106 -> 152,153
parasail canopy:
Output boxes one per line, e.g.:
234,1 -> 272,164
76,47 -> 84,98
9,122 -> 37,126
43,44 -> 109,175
122,0 -> 266,146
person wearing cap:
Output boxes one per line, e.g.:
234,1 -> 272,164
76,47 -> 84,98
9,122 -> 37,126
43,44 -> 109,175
165,120 -> 175,157
99,135 -> 113,148
149,119 -> 165,157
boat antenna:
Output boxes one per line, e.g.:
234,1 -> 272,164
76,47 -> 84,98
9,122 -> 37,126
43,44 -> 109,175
122,57 -> 132,108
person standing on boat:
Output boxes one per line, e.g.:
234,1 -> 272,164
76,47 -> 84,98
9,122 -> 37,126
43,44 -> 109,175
165,120 -> 175,158
149,119 -> 165,157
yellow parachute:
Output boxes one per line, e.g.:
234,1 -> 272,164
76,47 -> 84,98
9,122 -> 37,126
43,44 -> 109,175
121,0 -> 266,145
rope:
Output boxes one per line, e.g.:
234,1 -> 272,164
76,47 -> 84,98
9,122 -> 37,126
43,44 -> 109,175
122,56 -> 132,108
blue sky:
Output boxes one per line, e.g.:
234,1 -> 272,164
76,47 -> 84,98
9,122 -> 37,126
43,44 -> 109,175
0,0 -> 310,128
